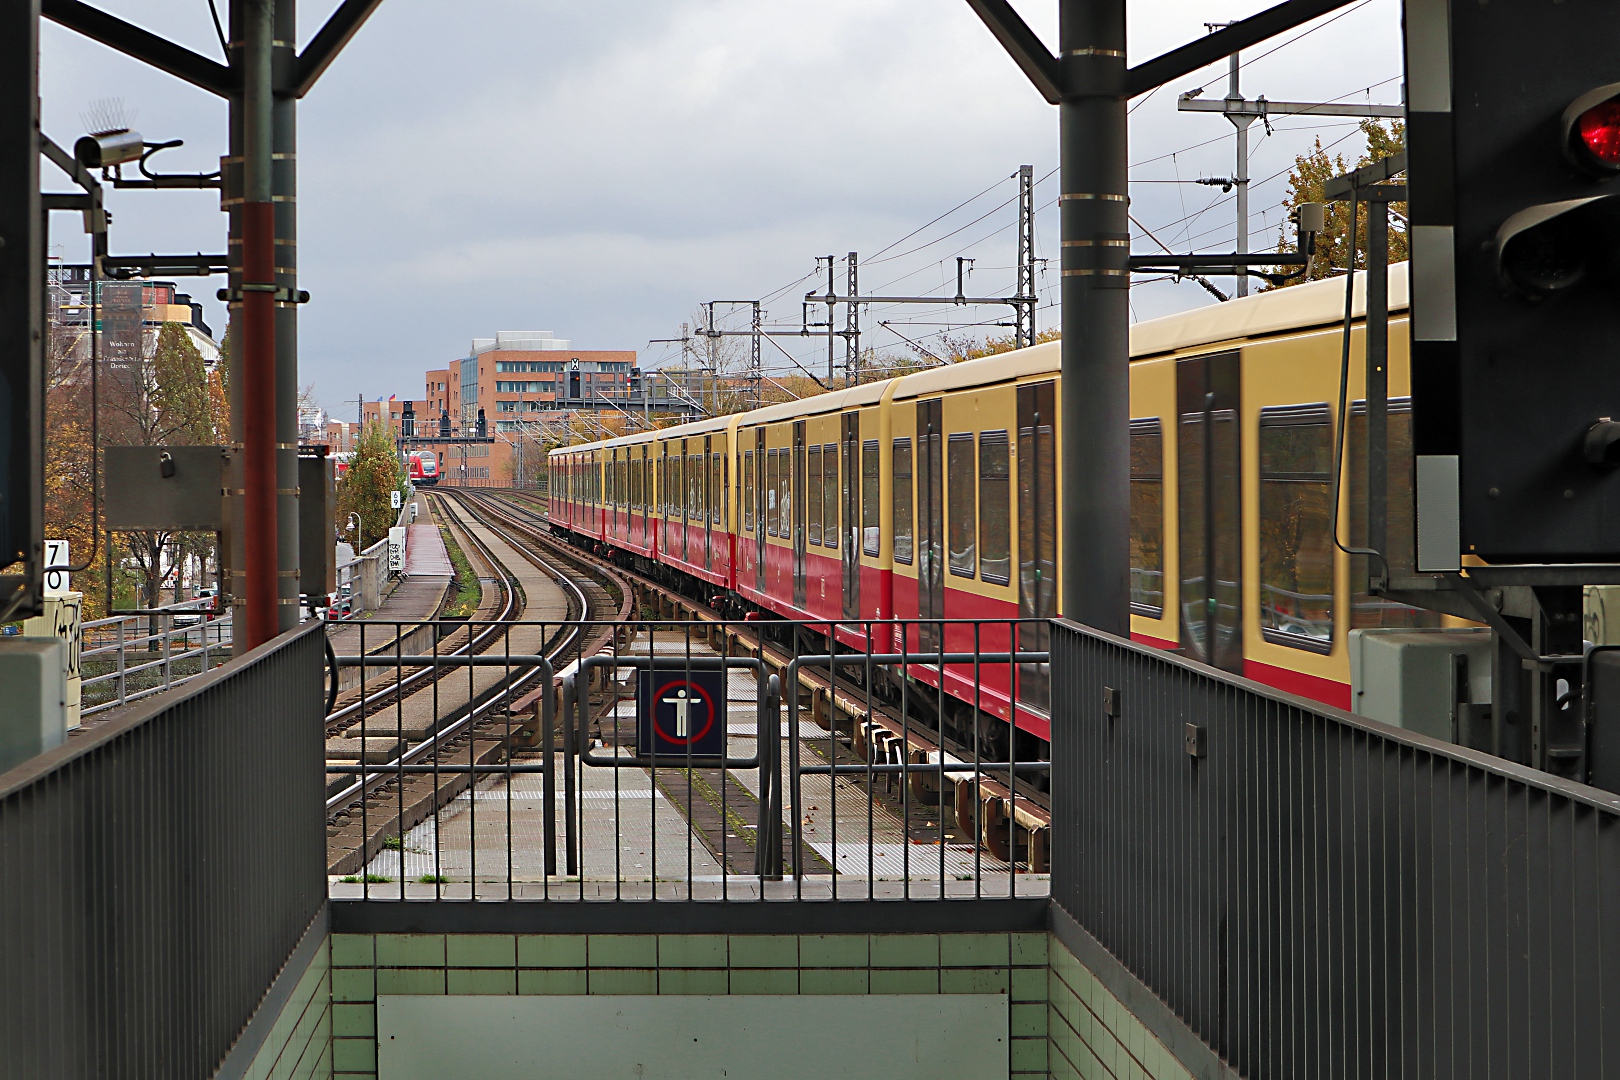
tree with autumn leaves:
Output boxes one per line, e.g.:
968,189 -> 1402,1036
335,420 -> 407,553
45,320 -> 228,619
1267,119 -> 1407,287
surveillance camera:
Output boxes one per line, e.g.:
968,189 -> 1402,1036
75,129 -> 145,169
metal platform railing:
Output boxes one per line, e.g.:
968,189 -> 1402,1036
81,598 -> 233,716
325,617 -> 1054,903
1050,617 -> 1620,1080
0,620 -> 326,1078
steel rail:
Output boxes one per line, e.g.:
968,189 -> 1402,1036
484,489 -> 1055,815
323,492 -> 596,816
323,493 -> 518,728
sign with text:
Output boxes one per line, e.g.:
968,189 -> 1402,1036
636,668 -> 726,761
388,527 -> 406,574
44,539 -> 69,595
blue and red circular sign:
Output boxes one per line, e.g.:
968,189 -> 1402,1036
649,678 -> 716,746
637,668 -> 727,759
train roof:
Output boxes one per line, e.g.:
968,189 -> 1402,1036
549,409 -> 734,457
738,379 -> 891,426
890,262 -> 1410,400
1129,259 -> 1409,359
552,262 -> 1412,446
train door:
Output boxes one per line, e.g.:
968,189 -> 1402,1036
842,412 -> 860,619
1017,381 -> 1057,711
660,444 -> 672,555
917,399 -> 945,650
703,435 -> 714,571
793,421 -> 807,609
1177,351 -> 1243,673
679,440 -> 691,563
610,448 -> 619,540
755,429 -> 766,594
641,445 -> 650,546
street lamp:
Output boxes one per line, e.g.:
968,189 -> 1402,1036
344,512 -> 362,551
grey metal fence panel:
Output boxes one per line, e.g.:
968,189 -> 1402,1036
0,620 -> 326,1080
1050,618 -> 1620,1080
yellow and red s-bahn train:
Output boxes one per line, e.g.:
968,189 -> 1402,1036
549,264 -> 1442,750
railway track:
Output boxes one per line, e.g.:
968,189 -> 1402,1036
465,488 -> 1052,871
322,494 -> 519,737
323,490 -> 628,874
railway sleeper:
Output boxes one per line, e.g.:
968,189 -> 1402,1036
954,776 -> 1050,874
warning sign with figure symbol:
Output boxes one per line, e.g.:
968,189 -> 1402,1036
637,668 -> 726,760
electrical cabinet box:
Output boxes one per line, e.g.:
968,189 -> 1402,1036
1349,628 -> 1493,744
0,639 -> 67,776
298,451 -> 336,602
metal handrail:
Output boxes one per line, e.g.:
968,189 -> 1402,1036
80,600 -> 234,717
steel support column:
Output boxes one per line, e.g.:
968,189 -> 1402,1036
1058,0 -> 1129,633
232,0 -> 279,649
274,0 -> 300,633
0,0 -> 43,621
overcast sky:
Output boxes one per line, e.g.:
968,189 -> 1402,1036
41,0 -> 1404,417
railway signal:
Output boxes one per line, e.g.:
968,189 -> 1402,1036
1406,0 -> 1620,568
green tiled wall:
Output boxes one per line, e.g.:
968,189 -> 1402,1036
330,931 -> 1048,1080
238,937 -> 333,1080
1048,933 -> 1193,1080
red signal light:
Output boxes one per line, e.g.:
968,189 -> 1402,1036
1564,83 -> 1620,173
1578,100 -> 1620,167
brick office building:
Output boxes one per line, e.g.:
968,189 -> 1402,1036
349,332 -> 639,487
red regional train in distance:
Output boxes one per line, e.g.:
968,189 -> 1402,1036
407,450 -> 439,486
550,265 -> 1462,756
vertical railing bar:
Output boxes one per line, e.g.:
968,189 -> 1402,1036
684,616 -> 694,901
973,621 -> 983,899
1007,621 -> 1018,901
432,619 -> 442,900
789,623 -> 804,898
889,623 -> 904,903
543,621 -> 555,898
615,621 -> 627,902
396,627 -> 406,901
162,613 -> 172,692
719,622 -> 729,904
360,621 -> 369,901
467,626 -> 477,897
505,625 -> 514,901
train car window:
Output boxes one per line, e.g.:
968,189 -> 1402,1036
767,449 -> 781,537
893,438 -> 914,564
722,453 -> 729,531
947,433 -> 976,578
979,430 -> 1011,584
1258,403 -> 1335,652
1349,400 -> 1441,629
743,451 -> 755,530
822,443 -> 839,549
862,440 -> 880,557
1129,418 -> 1164,616
807,445 -> 823,544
